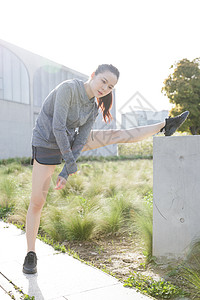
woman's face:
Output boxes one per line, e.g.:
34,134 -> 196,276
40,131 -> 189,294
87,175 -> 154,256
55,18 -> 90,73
90,71 -> 118,98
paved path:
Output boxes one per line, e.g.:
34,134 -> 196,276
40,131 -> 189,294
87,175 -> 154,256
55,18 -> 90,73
0,220 -> 151,299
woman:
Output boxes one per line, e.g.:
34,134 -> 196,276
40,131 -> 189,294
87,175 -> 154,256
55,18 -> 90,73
23,64 -> 189,274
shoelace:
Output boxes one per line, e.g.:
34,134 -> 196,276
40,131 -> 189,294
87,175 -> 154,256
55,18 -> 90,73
27,253 -> 35,264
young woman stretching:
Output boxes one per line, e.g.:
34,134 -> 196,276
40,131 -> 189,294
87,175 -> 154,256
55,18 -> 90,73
23,64 -> 189,274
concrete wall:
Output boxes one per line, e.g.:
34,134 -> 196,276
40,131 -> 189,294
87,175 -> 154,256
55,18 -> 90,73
153,136 -> 200,259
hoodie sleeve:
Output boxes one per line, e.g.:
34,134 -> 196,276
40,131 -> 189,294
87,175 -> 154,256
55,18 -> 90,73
71,111 -> 98,161
59,108 -> 98,179
52,83 -> 77,179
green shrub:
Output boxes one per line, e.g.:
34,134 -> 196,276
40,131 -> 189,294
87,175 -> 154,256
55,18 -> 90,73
0,178 -> 17,200
0,157 -> 30,166
42,198 -> 97,242
0,178 -> 17,218
180,266 -> 200,298
8,197 -> 30,225
100,204 -> 123,235
85,180 -> 104,198
79,163 -> 93,177
179,240 -> 200,298
135,191 -> 153,260
66,213 -> 95,240
98,195 -> 135,235
103,182 -> 118,198
118,137 -> 153,157
1,162 -> 23,174
42,206 -> 69,242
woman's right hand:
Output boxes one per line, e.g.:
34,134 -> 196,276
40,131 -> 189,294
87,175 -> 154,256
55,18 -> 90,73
55,176 -> 67,190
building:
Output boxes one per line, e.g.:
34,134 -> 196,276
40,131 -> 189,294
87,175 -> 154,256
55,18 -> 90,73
0,39 -> 117,160
119,91 -> 168,129
121,110 -> 168,129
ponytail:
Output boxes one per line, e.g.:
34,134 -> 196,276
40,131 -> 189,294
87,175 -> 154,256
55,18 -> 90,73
97,92 -> 113,123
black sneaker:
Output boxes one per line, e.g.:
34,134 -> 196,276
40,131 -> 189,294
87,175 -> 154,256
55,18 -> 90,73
160,111 -> 189,136
23,251 -> 37,274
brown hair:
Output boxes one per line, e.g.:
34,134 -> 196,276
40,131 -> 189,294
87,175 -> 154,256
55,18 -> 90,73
95,64 -> 120,123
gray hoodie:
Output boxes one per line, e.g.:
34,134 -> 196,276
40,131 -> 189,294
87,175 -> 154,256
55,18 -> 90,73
32,79 -> 99,179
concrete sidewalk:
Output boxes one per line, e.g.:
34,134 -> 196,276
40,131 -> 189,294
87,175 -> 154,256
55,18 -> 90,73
0,220 -> 151,300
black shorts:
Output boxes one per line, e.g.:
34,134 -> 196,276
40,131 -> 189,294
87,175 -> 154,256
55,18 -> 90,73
31,146 -> 63,165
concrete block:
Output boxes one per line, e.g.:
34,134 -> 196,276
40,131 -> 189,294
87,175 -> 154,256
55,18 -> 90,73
153,136 -> 200,259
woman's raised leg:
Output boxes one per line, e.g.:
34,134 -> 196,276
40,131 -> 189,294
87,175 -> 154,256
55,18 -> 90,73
26,159 -> 56,253
82,121 -> 165,152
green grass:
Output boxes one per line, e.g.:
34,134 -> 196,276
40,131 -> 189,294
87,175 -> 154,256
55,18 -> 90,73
0,153 -> 153,239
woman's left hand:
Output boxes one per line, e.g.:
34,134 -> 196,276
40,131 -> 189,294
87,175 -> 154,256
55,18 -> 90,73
55,176 -> 67,190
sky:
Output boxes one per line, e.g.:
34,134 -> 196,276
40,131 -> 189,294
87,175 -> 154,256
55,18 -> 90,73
0,0 -> 200,121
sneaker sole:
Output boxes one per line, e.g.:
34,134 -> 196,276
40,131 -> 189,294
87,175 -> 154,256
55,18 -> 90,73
23,267 -> 37,274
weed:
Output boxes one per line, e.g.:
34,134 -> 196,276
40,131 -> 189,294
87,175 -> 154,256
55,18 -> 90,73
107,257 -> 112,264
101,264 -> 117,277
124,272 -> 186,299
0,205 -> 14,218
4,275 -> 35,299
96,245 -> 105,255
23,295 -> 35,300
143,190 -> 153,208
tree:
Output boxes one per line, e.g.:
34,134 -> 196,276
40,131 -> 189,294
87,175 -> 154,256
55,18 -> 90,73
162,58 -> 200,135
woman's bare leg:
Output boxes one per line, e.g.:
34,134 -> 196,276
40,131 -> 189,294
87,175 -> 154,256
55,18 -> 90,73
26,159 -> 56,253
82,121 -> 165,152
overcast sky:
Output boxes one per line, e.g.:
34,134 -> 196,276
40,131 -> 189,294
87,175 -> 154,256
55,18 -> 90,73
1,0 -> 200,120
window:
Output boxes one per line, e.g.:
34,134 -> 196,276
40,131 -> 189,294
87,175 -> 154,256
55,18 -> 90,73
33,65 -> 69,107
33,65 -> 87,107
0,45 -> 30,104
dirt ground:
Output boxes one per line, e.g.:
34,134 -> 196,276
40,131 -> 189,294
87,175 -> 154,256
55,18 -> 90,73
62,234 -> 168,283
62,234 -> 194,299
